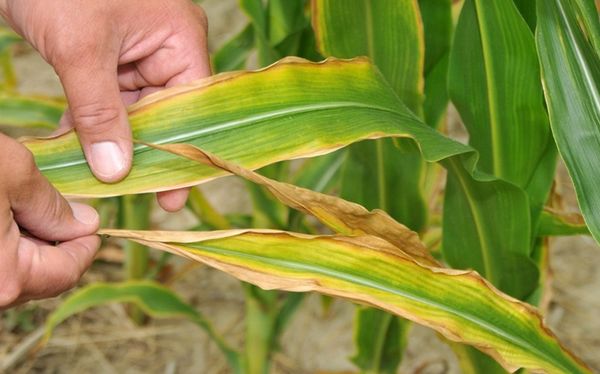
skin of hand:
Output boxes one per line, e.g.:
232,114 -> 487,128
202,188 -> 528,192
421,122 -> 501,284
0,0 -> 211,212
0,0 -> 209,307
0,134 -> 100,309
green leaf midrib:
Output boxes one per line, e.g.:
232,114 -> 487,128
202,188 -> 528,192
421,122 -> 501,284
186,242 -> 577,373
37,101 -> 415,172
473,0 -> 505,179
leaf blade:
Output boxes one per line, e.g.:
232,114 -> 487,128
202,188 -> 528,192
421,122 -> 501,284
99,229 -> 590,374
537,0 -> 600,243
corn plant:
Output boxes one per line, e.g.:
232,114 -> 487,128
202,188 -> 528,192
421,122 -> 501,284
1,0 -> 599,373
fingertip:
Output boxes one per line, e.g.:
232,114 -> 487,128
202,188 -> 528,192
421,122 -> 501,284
157,188 -> 190,212
88,140 -> 132,183
69,202 -> 100,232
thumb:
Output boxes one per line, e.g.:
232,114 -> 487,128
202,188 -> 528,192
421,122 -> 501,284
1,136 -> 100,242
58,64 -> 132,183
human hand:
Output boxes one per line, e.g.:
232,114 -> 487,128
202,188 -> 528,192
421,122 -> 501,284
0,134 -> 100,308
0,0 -> 210,211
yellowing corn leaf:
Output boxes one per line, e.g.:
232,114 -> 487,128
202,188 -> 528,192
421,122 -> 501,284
140,141 -> 434,266
22,57 -> 590,371
98,228 -> 590,374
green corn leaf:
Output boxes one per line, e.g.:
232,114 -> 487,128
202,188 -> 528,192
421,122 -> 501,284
537,0 -> 600,243
312,0 -> 423,113
0,27 -> 20,54
538,210 -> 590,237
97,229 -> 590,374
288,151 -> 345,231
0,93 -> 64,129
420,0 -> 452,76
290,151 -> 344,193
44,281 -> 241,373
572,0 -> 600,53
212,24 -> 255,73
423,55 -> 449,129
267,0 -> 307,46
311,0 -> 427,230
445,0 -> 556,299
446,3 -> 554,367
239,0 -> 280,65
351,308 -> 410,374
449,0 -> 552,192
0,27 -> 21,90
449,341 -> 507,374
513,0 -> 537,31
419,0 -> 452,128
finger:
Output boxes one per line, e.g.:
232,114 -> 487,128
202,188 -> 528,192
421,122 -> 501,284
0,203 -> 21,307
14,235 -> 100,304
57,108 -> 74,134
165,4 -> 211,87
157,188 -> 190,212
57,91 -> 141,135
163,30 -> 211,89
4,139 -> 99,242
57,63 -> 132,183
118,63 -> 151,91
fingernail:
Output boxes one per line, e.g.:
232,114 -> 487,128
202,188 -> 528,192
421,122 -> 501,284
70,202 -> 99,226
90,141 -> 126,179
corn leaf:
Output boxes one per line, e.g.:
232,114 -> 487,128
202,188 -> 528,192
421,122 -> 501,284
420,0 -> 452,127
97,228 -> 590,374
538,210 -> 590,237
128,141 -> 588,373
267,0 -> 307,47
44,281 -> 241,373
24,57 -> 545,298
140,142 -> 433,266
513,0 -> 537,31
445,0 -> 556,300
537,0 -> 600,243
0,27 -> 20,54
449,0 -> 552,192
446,3 -> 555,367
312,0 -> 427,234
312,0 -> 423,113
23,54 -> 591,367
212,24 -> 255,73
22,58 -> 449,199
239,0 -> 280,65
572,0 -> 600,53
0,93 -> 64,129
450,342 -> 507,374
350,308 -> 410,374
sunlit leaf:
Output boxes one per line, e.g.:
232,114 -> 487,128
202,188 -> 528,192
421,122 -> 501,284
98,229 -> 590,374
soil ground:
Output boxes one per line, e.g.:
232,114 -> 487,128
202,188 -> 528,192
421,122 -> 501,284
1,1 -> 600,373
